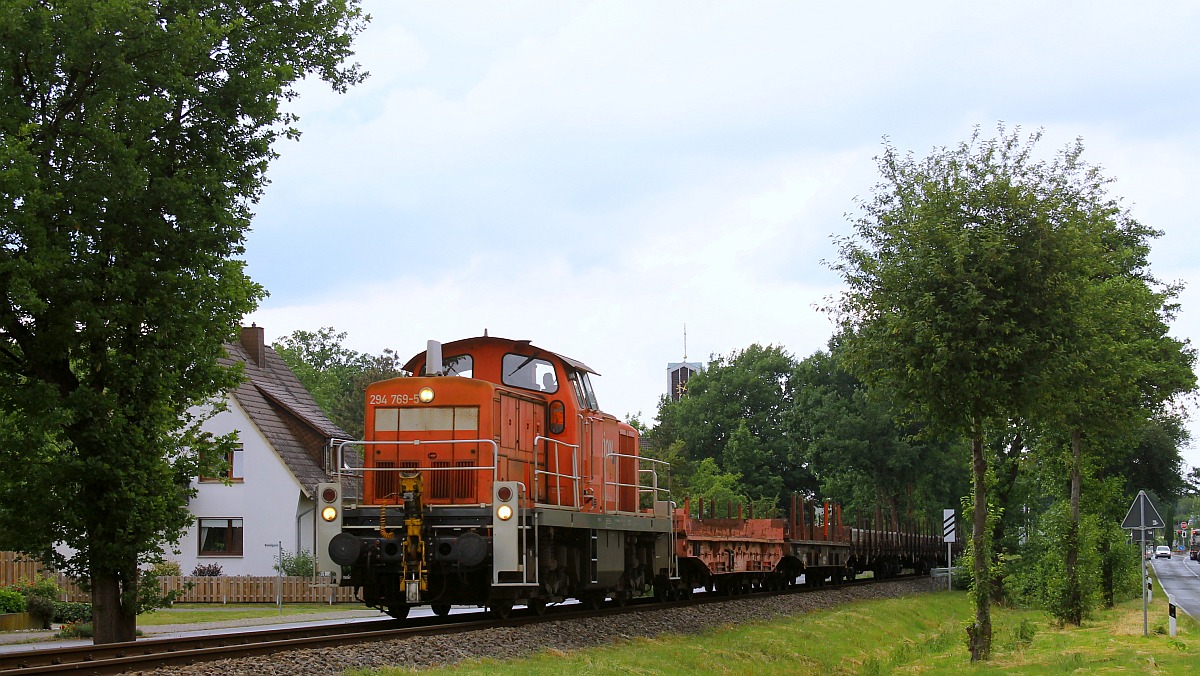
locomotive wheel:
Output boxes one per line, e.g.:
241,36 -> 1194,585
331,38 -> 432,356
431,604 -> 451,618
653,575 -> 669,602
386,605 -> 410,620
490,600 -> 513,620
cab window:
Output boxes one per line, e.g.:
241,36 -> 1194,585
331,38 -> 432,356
502,354 -> 557,393
578,371 -> 599,409
567,370 -> 598,409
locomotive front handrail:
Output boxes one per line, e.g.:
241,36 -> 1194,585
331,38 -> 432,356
334,439 -> 501,498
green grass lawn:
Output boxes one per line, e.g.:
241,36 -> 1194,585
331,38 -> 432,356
348,588 -> 1199,675
136,602 -> 370,626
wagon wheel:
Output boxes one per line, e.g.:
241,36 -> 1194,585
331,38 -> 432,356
386,605 -> 410,620
431,604 -> 451,618
529,598 -> 547,616
585,592 -> 604,610
490,600 -> 513,620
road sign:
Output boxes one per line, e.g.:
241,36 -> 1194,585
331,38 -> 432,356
943,509 -> 956,543
1121,490 -> 1163,530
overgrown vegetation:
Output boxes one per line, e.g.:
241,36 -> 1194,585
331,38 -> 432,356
0,587 -> 26,614
274,549 -> 316,577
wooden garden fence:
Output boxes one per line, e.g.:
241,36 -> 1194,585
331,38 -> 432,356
0,552 -> 358,604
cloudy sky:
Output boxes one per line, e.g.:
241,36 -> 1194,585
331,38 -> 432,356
244,1 -> 1200,469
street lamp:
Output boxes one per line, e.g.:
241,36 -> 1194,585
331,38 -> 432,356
264,541 -> 282,614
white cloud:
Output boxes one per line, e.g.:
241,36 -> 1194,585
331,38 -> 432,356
247,0 -> 1200,468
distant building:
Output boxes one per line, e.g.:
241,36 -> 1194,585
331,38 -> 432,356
667,360 -> 703,401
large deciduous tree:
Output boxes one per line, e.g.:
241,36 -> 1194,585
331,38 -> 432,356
829,127 -> 1118,660
0,1 -> 366,644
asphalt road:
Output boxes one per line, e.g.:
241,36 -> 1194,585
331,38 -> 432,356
1151,552 -> 1200,620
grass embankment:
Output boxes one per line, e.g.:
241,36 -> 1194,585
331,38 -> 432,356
137,602 -> 366,626
353,587 -> 1198,675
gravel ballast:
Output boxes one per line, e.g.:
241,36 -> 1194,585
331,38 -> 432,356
143,578 -> 931,675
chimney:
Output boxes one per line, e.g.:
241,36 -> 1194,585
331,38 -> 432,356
240,324 -> 266,367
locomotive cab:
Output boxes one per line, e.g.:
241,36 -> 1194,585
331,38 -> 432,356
319,335 -> 679,619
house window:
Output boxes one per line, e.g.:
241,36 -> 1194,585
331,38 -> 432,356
200,444 -> 244,482
198,518 -> 243,556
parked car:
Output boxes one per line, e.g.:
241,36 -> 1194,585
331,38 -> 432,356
1155,545 -> 1171,559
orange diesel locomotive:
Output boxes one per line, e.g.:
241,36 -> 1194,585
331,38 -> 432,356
314,335 -> 947,619
316,335 -> 679,618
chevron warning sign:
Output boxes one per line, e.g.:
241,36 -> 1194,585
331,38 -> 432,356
943,509 -> 956,543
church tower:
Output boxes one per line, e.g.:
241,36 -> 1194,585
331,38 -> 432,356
667,324 -> 703,401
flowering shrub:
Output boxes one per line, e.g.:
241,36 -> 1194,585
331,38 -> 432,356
191,562 -> 224,576
57,621 -> 93,638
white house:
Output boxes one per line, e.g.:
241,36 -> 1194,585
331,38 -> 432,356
168,326 -> 353,576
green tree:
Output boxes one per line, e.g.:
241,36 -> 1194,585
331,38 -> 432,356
687,458 -> 751,517
791,346 -> 969,531
0,1 -> 366,644
649,344 -> 814,503
829,127 -> 1105,660
1016,146 -> 1195,625
273,327 -> 404,438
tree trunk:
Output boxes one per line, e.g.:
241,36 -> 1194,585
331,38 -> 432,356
1100,534 -> 1115,608
967,421 -> 992,661
91,561 -> 137,644
1065,428 -> 1083,625
989,432 -> 1023,604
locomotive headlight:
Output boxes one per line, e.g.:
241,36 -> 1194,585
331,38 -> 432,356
321,506 -> 338,522
418,387 -> 435,403
496,504 -> 513,521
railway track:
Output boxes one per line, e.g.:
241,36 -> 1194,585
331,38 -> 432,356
0,574 -> 908,674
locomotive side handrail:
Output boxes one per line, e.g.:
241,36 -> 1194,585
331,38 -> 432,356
603,452 -> 678,581
603,452 -> 672,514
534,435 -> 581,509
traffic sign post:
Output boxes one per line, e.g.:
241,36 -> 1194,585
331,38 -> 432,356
1121,490 -> 1164,637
